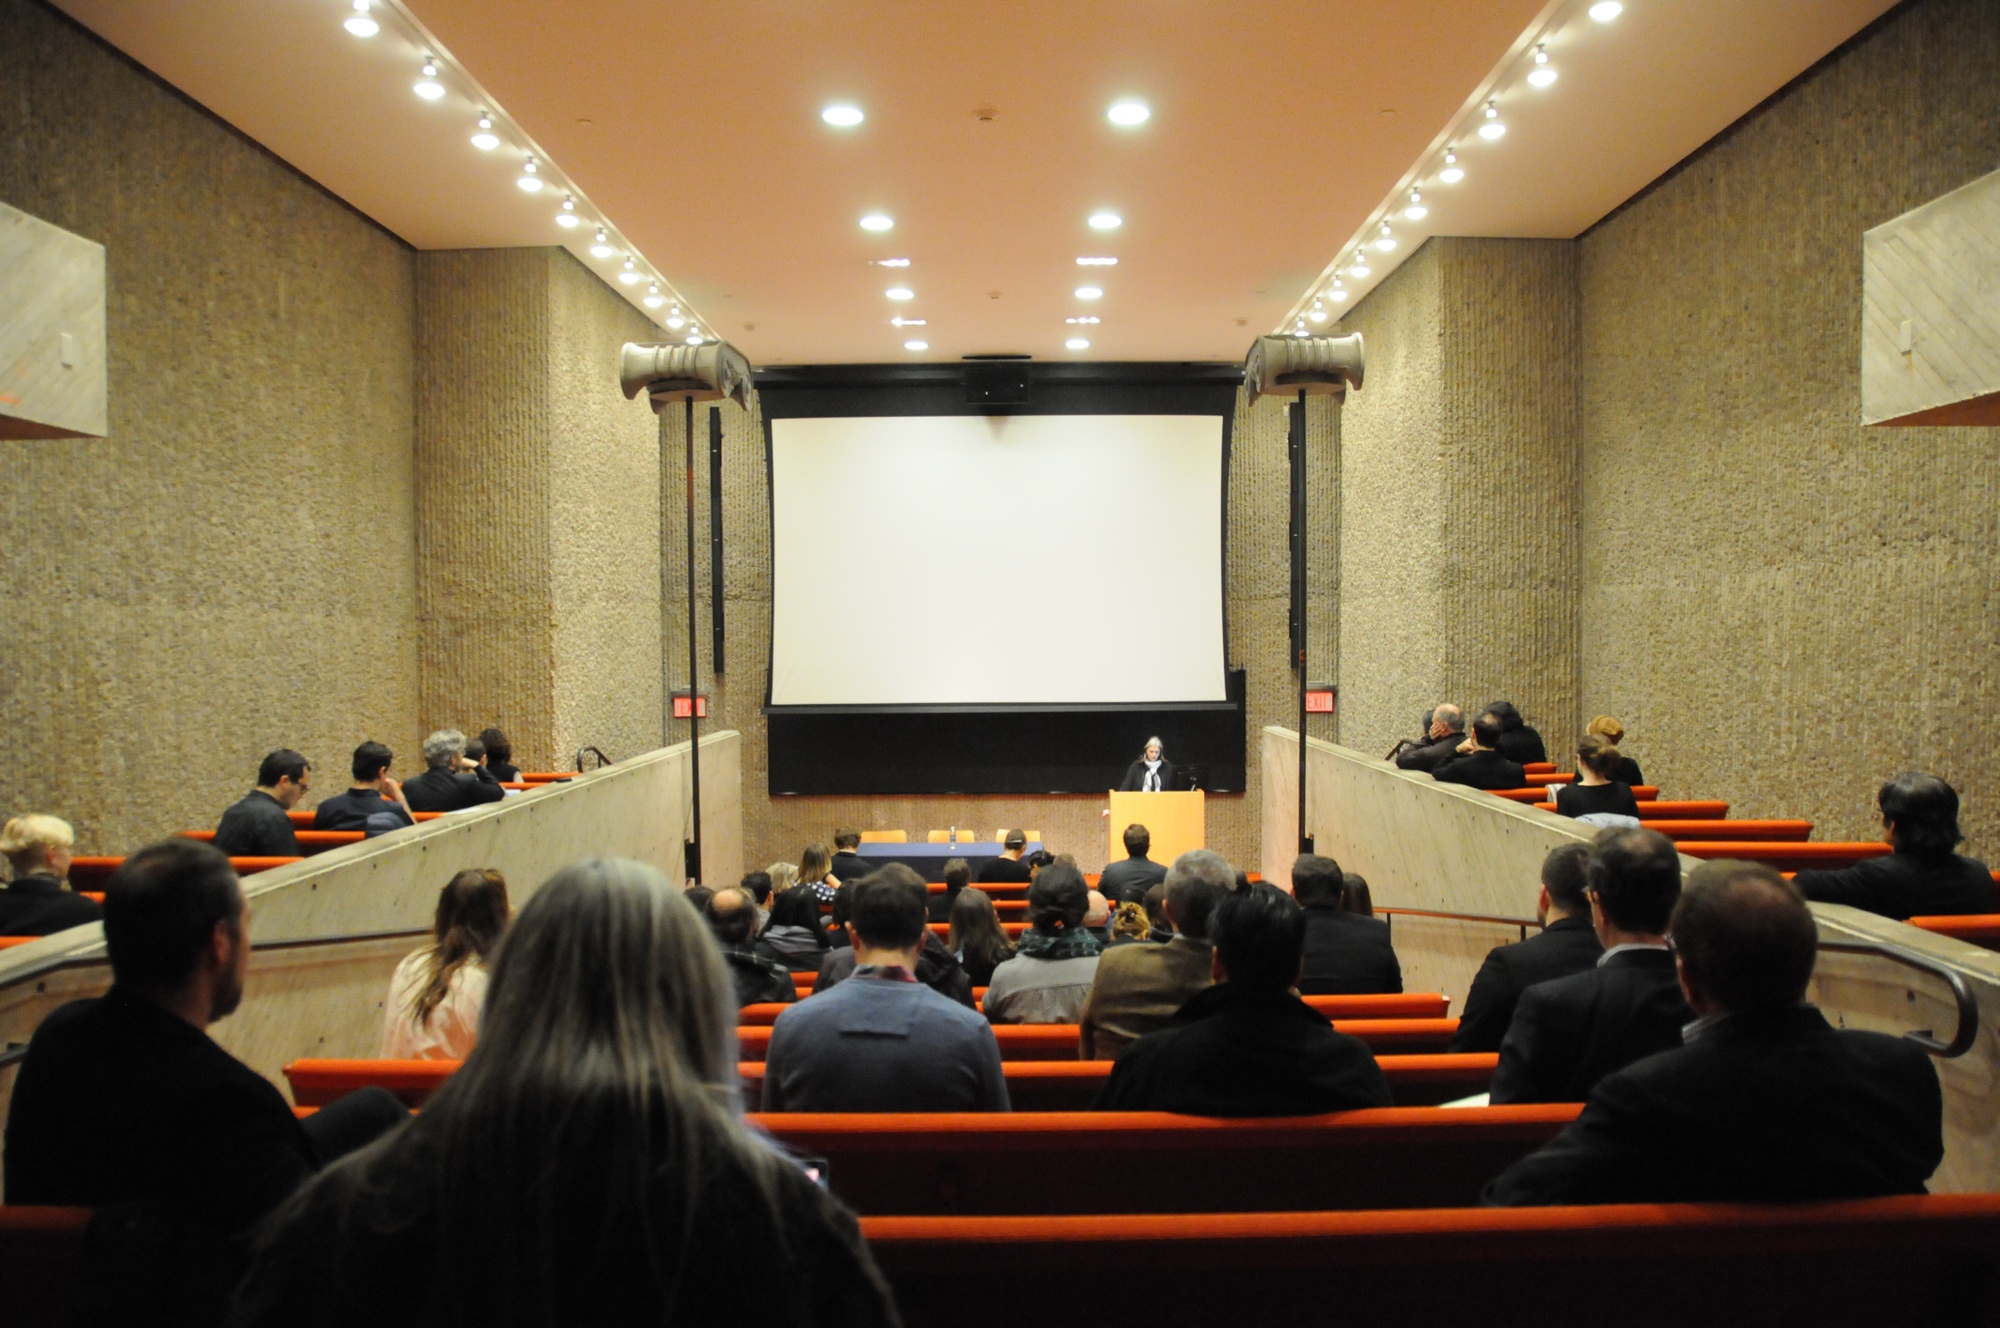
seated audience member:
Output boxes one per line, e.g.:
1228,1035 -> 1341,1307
1553,734 -> 1642,822
825,880 -> 854,948
1023,848 -> 1056,882
741,869 -> 774,927
383,869 -> 510,1059
1107,901 -> 1153,946
476,727 -> 519,783
977,830 -> 1034,883
1394,704 -> 1466,773
949,887 -> 1016,987
1490,827 -> 1691,1104
1451,843 -> 1604,1053
984,863 -> 1100,1024
799,842 -> 839,904
1487,862 -> 1943,1205
313,742 -> 416,833
1586,715 -> 1643,786
232,857 -> 899,1325
1097,884 -> 1393,1115
707,885 -> 795,1008
829,828 -> 871,886
213,749 -> 310,856
1143,881 -> 1174,943
401,730 -> 505,813
682,885 -> 715,916
927,856 -> 970,922
6,841 -> 405,1323
1341,872 -> 1375,916
1483,700 -> 1549,766
766,860 -> 801,897
460,738 -> 488,774
1293,855 -> 1402,995
1100,823 -> 1170,899
1795,773 -> 1995,919
755,884 -> 830,969
1430,715 -> 1528,791
0,814 -> 101,936
1078,849 -> 1230,1060
765,872 -> 1006,1113
815,866 -> 974,1008
1084,888 -> 1113,943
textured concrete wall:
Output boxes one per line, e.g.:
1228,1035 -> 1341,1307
1579,0 -> 2000,849
1334,238 -> 1580,762
682,384 -> 1329,876
415,246 -> 661,771
0,0 -> 419,854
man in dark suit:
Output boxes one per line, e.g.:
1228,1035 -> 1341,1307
1430,715 -> 1527,791
1393,704 -> 1465,773
1293,853 -> 1402,995
402,729 -> 507,813
1117,737 -> 1177,793
0,813 -> 102,937
4,840 -> 405,1320
1483,701 -> 1548,766
311,741 -> 416,833
1096,882 -> 1391,1116
1796,773 -> 1994,919
1452,843 -> 1604,1052
212,749 -> 310,857
1487,861 -> 1944,1204
1490,827 -> 1690,1104
828,828 -> 873,888
1099,823 -> 1170,900
976,830 -> 1034,883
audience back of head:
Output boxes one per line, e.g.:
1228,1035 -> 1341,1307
1673,860 -> 1818,1013
1340,872 -> 1374,916
850,866 -> 929,952
1156,849 -> 1229,939
1879,772 -> 1962,858
1542,841 -> 1592,913
1027,861 -> 1088,932
739,871 -> 773,908
1576,733 -> 1623,778
1290,853 -> 1344,908
1586,827 -> 1682,934
104,840 -> 244,1013
1211,883 -> 1306,993
1471,714 -> 1503,750
706,885 -> 760,946
2,813 -> 73,880
1123,823 -> 1151,859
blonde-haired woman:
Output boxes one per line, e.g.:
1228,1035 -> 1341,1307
1585,715 -> 1645,786
0,814 -> 99,936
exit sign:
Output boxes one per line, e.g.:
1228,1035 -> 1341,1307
1305,683 -> 1337,714
671,692 -> 709,719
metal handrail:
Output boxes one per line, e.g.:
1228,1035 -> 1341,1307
1378,906 -> 1546,943
1816,938 -> 1982,1058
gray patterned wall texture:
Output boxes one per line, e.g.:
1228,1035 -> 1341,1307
0,0 -> 420,854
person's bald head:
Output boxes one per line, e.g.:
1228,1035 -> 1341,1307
1432,703 -> 1463,733
1671,861 -> 1818,1015
707,885 -> 760,946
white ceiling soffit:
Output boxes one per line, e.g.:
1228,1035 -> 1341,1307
53,0 -> 1895,365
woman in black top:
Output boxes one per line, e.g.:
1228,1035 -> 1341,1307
1586,715 -> 1644,786
1554,735 -> 1641,820
1484,701 -> 1549,766
948,887 -> 1016,987
477,727 -> 520,783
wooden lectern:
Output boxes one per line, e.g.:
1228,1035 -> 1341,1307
1107,791 -> 1205,868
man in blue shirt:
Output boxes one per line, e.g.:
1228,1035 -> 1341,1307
761,865 -> 1008,1113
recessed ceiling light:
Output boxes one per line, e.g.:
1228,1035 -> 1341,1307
556,196 -> 579,228
344,0 -> 378,37
1088,211 -> 1122,230
1405,189 -> 1427,220
471,114 -> 499,150
860,213 -> 894,231
1075,285 -> 1103,300
590,230 -> 615,259
885,286 -> 914,300
1439,149 -> 1464,183
873,258 -> 911,267
1107,100 -> 1150,126
1077,257 -> 1118,266
414,58 -> 444,100
1528,44 -> 1557,87
1589,0 -> 1623,21
822,105 -> 864,127
891,317 -> 927,326
903,340 -> 929,351
1065,316 -> 1100,324
1066,338 -> 1090,350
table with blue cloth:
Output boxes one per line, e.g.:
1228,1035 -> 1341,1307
852,842 -> 1044,883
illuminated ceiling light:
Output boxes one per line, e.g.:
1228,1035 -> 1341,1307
1405,188 -> 1427,220
1375,222 -> 1397,252
1478,99 -> 1505,140
1065,338 -> 1091,350
1107,100 -> 1150,126
859,213 -> 894,231
590,230 -> 616,259
414,58 -> 445,100
556,196 -> 579,228
1077,256 -> 1118,266
821,104 -> 864,127
1308,299 -> 1327,324
1088,211 -> 1122,230
1066,316 -> 1100,324
1075,285 -> 1103,300
643,283 -> 665,309
885,286 -> 914,300
873,258 -> 911,267
1589,0 -> 1623,21
1294,319 -> 1311,337
666,315 -> 686,329
1439,148 -> 1464,184
1528,43 -> 1558,87
516,160 -> 543,192
890,317 -> 927,326
1349,251 -> 1371,279
685,333 -> 704,345
471,114 -> 499,151
344,0 -> 379,37
619,258 -> 641,285
1329,280 -> 1349,302
903,340 -> 929,351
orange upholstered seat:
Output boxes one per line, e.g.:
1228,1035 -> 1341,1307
732,1018 -> 1459,1063
1675,842 -> 1890,871
1640,820 -> 1814,842
1906,914 -> 2000,950
743,991 -> 1452,1026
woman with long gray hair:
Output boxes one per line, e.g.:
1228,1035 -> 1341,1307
229,858 -> 897,1328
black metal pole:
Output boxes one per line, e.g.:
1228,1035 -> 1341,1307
708,406 -> 725,674
1294,389 -> 1311,854
685,394 -> 703,885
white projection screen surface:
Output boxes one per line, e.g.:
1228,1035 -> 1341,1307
769,414 -> 1227,706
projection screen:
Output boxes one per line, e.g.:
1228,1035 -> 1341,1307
769,414 -> 1226,706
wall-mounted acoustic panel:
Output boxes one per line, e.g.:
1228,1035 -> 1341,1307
1862,167 -> 2000,428
0,202 -> 108,440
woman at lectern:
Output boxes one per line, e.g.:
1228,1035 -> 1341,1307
1117,737 -> 1177,793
